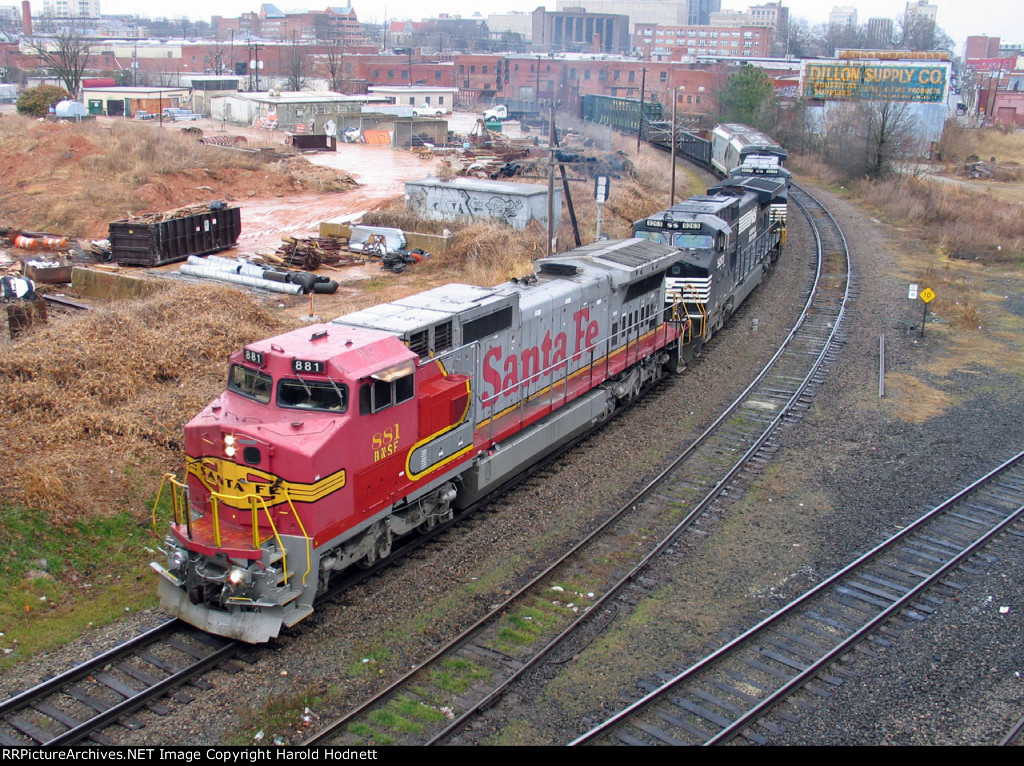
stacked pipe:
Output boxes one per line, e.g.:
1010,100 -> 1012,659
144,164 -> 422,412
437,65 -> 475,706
179,256 -> 338,294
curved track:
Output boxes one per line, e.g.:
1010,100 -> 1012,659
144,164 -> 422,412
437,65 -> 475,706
303,182 -> 852,746
571,449 -> 1024,746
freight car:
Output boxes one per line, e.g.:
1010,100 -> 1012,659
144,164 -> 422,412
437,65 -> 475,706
579,96 -> 787,182
710,123 -> 787,177
632,175 -> 787,356
648,123 -> 788,179
582,94 -> 663,136
151,239 -> 687,642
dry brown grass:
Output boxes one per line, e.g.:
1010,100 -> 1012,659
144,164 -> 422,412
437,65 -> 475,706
938,122 -> 1024,166
0,283 -> 286,522
850,176 -> 1024,261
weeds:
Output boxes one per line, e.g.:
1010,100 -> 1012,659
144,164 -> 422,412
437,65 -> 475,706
0,505 -> 156,672
430,657 -> 490,694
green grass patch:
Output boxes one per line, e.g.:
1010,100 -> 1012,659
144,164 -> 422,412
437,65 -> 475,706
486,718 -> 547,746
492,599 -> 564,653
393,695 -> 446,724
346,721 -> 392,745
368,701 -> 428,735
430,657 -> 490,694
0,504 -> 157,672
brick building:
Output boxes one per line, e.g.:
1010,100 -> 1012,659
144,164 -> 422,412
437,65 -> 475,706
212,4 -> 364,43
634,23 -> 772,60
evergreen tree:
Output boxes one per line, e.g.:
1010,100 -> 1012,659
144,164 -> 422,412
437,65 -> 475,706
717,65 -> 778,131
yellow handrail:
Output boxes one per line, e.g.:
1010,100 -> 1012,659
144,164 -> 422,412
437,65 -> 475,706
152,473 -> 189,535
680,284 -> 708,341
152,474 -> 313,588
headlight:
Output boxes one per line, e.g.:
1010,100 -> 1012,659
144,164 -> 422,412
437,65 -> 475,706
228,567 -> 250,586
224,433 -> 236,457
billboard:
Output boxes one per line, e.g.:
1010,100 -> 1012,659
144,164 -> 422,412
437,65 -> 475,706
801,61 -> 949,103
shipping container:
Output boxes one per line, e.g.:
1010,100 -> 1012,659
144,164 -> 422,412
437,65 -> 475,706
109,204 -> 241,267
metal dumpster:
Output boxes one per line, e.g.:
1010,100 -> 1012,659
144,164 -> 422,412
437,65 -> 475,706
109,203 -> 241,267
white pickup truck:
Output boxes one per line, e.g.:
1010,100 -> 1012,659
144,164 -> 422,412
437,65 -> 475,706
482,104 -> 509,121
413,104 -> 447,117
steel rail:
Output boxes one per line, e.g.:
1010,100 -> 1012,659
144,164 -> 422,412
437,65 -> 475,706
571,448 -> 1024,746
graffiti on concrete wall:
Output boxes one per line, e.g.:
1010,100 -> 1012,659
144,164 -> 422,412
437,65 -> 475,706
406,183 -> 542,230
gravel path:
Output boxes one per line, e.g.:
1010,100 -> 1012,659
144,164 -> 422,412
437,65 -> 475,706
5,178 -> 1023,747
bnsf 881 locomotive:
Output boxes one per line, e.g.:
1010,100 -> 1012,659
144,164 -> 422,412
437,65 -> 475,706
152,239 -> 687,642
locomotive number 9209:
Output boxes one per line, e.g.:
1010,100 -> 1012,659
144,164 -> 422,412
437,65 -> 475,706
293,359 -> 326,374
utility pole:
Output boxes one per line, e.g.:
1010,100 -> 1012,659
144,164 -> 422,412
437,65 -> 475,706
670,87 -> 677,207
636,67 -> 646,153
546,101 -> 556,257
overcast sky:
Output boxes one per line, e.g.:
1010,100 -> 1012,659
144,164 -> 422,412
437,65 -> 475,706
48,1 -> 1020,54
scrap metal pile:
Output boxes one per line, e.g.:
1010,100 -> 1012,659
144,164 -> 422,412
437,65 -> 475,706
442,145 -> 532,180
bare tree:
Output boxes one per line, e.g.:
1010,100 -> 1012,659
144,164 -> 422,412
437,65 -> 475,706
204,43 -> 229,75
897,16 -> 954,52
286,38 -> 309,91
821,99 -> 921,180
27,30 -> 91,98
321,39 -> 347,92
773,17 -> 817,58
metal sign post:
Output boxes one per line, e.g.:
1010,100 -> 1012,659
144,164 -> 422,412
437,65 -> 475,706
919,287 -> 935,337
594,175 -> 610,241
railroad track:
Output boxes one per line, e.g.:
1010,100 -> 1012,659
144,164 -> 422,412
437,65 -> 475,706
303,183 -> 851,746
0,620 -> 242,745
571,449 -> 1024,746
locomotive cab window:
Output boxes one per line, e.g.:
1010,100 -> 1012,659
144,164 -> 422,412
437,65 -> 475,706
671,233 -> 714,249
359,360 -> 416,414
278,379 -> 348,412
633,230 -> 668,244
228,365 -> 272,404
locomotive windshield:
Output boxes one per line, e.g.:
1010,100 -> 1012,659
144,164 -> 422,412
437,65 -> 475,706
671,233 -> 714,249
278,379 -> 348,412
634,230 -> 713,250
228,365 -> 272,404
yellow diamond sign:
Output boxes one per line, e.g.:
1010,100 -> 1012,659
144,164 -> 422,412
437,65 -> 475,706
920,288 -> 935,303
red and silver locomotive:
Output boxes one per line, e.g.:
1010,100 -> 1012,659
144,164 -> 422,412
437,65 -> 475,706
152,239 -> 688,642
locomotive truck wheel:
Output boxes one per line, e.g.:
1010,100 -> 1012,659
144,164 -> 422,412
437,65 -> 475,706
358,527 -> 391,568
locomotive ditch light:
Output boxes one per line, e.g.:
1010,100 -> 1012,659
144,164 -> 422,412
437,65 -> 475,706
169,549 -> 187,570
228,567 -> 251,586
